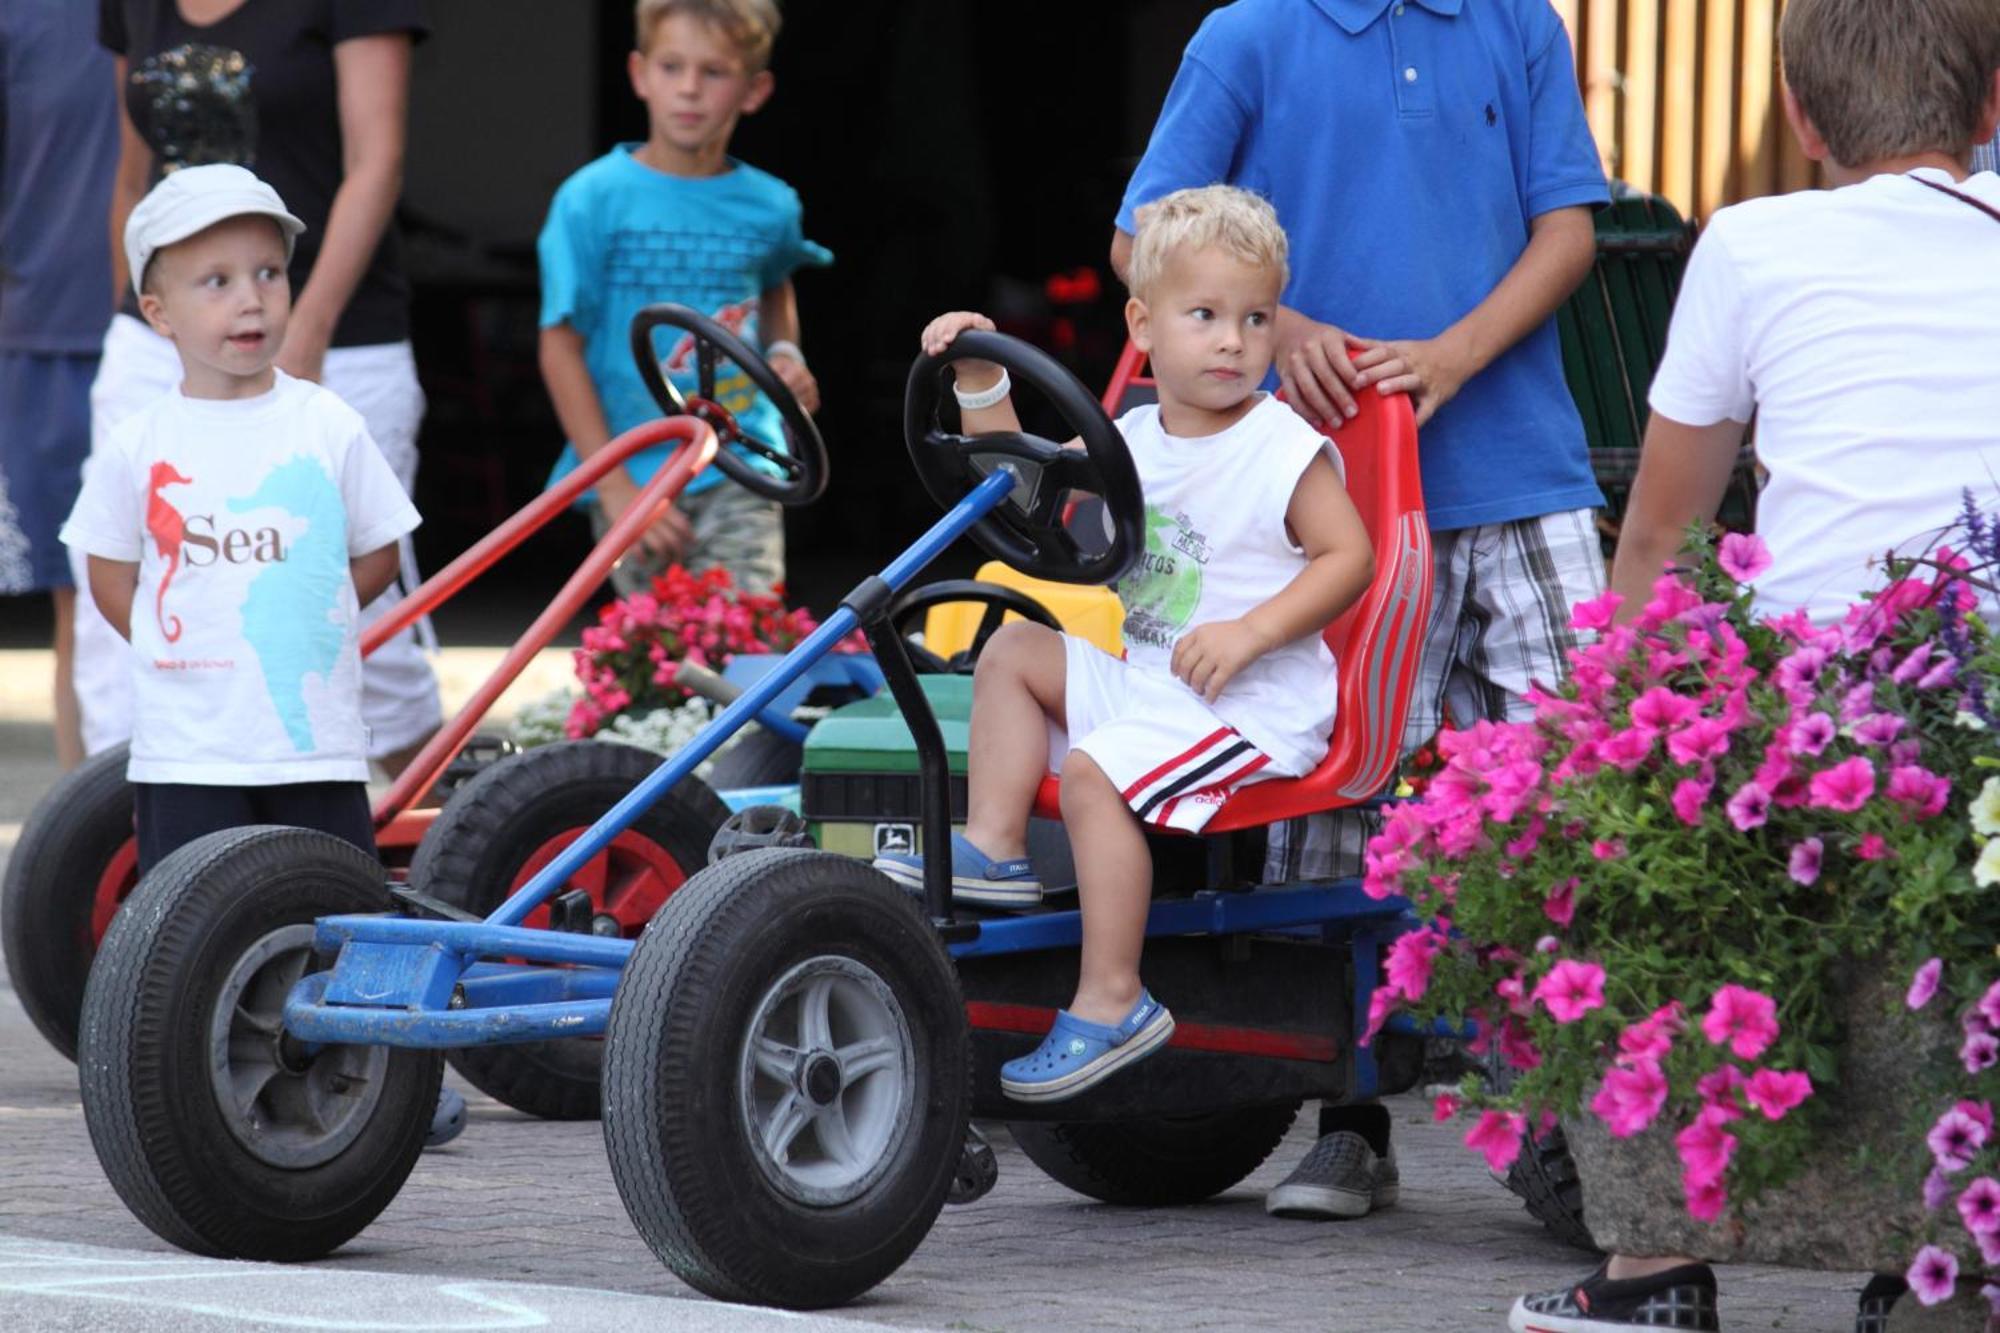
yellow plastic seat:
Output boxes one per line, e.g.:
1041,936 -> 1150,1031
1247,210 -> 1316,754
922,561 -> 1124,659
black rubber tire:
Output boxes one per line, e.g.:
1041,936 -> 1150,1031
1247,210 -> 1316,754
1008,1103 -> 1301,1206
1505,1122 -> 1598,1252
77,826 -> 441,1260
707,727 -> 804,790
603,848 -> 969,1309
408,740 -> 730,1121
1,743 -> 134,1062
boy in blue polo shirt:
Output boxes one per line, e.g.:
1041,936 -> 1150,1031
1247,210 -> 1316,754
538,0 -> 830,596
1113,0 -> 1608,1222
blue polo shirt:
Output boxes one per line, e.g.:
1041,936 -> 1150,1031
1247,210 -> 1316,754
1117,0 -> 1608,532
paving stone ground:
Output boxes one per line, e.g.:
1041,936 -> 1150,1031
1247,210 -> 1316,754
0,717 -> 1864,1330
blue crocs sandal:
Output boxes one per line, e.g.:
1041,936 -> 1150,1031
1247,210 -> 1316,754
873,831 -> 1043,907
999,992 -> 1175,1103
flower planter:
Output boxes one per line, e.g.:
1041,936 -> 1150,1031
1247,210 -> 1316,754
1563,969 -> 1990,1323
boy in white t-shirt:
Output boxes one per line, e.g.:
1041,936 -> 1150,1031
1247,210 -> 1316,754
1515,2 -> 2000,1329
879,186 -> 1375,1103
60,165 -> 419,877
1607,0 -> 2000,630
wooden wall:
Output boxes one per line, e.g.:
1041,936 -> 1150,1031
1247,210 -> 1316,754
1553,0 -> 1821,219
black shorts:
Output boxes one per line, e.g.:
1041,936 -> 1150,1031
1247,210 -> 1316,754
134,781 -> 376,876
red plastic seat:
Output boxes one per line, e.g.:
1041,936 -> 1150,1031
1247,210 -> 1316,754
1033,344 -> 1432,832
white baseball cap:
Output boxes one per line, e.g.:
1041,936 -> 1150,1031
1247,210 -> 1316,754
124,163 -> 306,299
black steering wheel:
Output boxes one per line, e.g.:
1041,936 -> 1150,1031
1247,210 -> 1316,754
888,579 -> 1064,674
630,303 -> 829,505
903,330 -> 1143,586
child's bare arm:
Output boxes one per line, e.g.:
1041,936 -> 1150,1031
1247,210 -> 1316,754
1607,413 -> 1748,622
919,311 -> 1029,436
88,557 -> 140,643
1349,206 -> 1597,426
1171,456 -> 1374,702
758,280 -> 820,415
538,320 -> 692,562
349,541 -> 402,608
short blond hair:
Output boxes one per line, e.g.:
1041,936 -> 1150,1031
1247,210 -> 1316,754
1127,184 -> 1289,302
1781,0 -> 2000,165
635,0 -> 781,70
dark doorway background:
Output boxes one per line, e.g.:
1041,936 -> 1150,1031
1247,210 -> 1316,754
403,0 -> 1215,638
0,0 -> 1219,647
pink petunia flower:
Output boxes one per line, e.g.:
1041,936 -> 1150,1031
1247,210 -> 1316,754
1533,960 -> 1608,1024
1808,756 -> 1876,812
1930,1108 -> 1990,1173
1463,1109 -> 1526,1173
1958,1177 -> 2000,1236
1617,1006 -> 1683,1064
1784,712 -> 1837,756
1725,781 -> 1772,831
1979,982 -> 2000,1033
1499,1017 -> 1543,1071
1360,983 -> 1398,1046
1591,838 -> 1626,861
1570,590 -> 1625,633
1787,838 -> 1824,886
1963,1031 -> 1999,1075
1670,776 -> 1713,826
1907,958 -> 1943,1009
1702,985 -> 1780,1060
1717,532 -> 1772,582
1542,878 -> 1577,928
1384,929 -> 1441,1002
1885,765 -> 1952,820
1676,1105 -> 1740,1187
1926,1167 -> 1955,1212
1907,1245 -> 1959,1307
1667,718 -> 1733,766
1631,687 -> 1701,732
1599,727 -> 1657,772
1851,712 -> 1906,748
1961,1100 -> 1996,1134
1432,1092 -> 1461,1123
1742,1069 -> 1813,1121
1683,1174 -> 1729,1222
1591,1060 -> 1670,1138
1855,833 -> 1891,861
1696,1064 -> 1747,1113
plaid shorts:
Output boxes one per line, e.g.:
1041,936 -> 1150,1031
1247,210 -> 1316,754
591,479 -> 786,597
1263,507 -> 1605,882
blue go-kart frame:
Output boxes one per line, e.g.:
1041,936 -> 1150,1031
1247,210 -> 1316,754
78,322 -> 1449,1309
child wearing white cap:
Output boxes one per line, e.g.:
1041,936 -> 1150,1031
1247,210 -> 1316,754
60,164 -> 415,874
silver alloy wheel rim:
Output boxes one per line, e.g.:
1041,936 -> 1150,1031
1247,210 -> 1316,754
738,954 -> 916,1206
208,924 -> 388,1168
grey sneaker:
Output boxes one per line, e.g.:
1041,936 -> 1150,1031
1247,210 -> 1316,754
1264,1131 -> 1397,1219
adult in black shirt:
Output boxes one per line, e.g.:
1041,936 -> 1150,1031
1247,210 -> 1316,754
76,0 -> 443,780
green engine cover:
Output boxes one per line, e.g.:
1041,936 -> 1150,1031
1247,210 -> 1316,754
801,675 -> 973,861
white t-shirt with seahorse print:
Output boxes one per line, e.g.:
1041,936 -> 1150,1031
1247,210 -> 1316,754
1112,393 -> 1345,776
60,371 -> 419,784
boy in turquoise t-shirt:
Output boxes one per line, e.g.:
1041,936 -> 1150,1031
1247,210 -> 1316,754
537,0 -> 830,595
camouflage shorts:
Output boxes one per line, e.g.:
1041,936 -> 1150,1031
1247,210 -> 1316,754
589,480 -> 785,597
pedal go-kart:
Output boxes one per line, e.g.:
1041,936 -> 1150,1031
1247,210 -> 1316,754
77,327 -> 1438,1310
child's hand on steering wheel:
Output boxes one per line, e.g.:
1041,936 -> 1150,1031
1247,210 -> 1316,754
921,311 -> 1004,390
1171,617 -> 1276,703
768,350 -> 821,415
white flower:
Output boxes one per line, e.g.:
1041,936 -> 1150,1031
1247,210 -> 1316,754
510,688 -> 579,749
1960,710 -> 1992,732
1979,839 -> 2000,890
1975,776 -> 2000,838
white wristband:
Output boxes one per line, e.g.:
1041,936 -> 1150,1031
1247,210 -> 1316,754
953,368 -> 1012,411
764,339 -> 805,366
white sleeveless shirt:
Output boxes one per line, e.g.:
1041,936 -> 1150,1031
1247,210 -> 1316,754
1113,394 -> 1344,775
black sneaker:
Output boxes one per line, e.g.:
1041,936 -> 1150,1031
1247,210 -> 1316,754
1853,1274 -> 1904,1333
1264,1131 -> 1396,1219
1510,1263 -> 1719,1332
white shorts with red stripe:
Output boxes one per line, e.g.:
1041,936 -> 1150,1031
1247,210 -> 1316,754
1048,634 -> 1286,834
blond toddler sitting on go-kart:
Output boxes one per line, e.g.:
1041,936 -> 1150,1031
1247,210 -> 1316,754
877,185 -> 1375,1103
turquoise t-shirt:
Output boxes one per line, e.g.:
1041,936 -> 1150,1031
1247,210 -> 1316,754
538,146 -> 831,499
